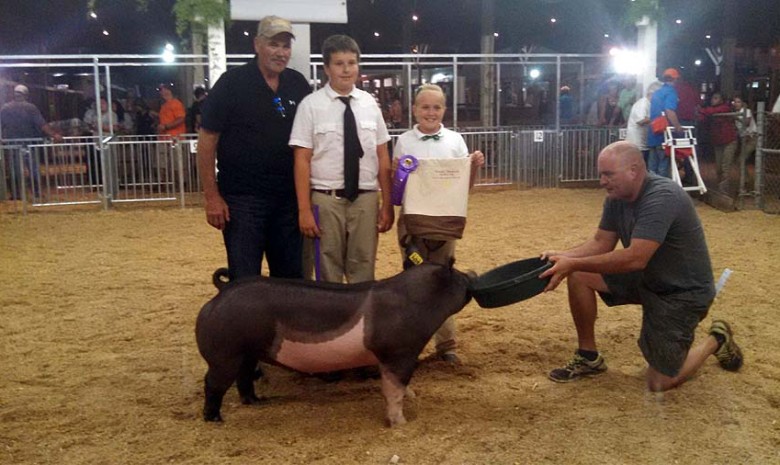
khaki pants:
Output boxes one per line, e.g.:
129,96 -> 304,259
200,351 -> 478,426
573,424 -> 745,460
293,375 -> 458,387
739,135 -> 757,191
397,215 -> 458,355
303,191 -> 379,284
714,140 -> 738,181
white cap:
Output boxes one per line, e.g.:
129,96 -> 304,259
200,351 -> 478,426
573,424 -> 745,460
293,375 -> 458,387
14,84 -> 29,95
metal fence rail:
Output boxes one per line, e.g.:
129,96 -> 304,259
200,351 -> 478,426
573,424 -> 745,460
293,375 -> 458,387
2,126 -> 622,214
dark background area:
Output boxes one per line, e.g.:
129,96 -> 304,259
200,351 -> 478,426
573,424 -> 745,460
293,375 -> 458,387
1,0 -> 778,116
1,0 -> 778,62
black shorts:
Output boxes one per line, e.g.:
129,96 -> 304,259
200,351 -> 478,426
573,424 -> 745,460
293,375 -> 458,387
600,272 -> 712,377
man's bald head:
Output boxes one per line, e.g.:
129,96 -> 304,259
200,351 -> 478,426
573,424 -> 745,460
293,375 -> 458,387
597,141 -> 647,201
599,141 -> 645,169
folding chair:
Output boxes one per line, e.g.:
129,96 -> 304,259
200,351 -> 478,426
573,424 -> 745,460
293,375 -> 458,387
663,126 -> 707,194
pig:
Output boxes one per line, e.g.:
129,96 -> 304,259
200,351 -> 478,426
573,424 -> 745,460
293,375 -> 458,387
195,261 -> 474,426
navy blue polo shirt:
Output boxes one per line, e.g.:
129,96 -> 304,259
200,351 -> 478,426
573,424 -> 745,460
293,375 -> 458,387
201,57 -> 311,196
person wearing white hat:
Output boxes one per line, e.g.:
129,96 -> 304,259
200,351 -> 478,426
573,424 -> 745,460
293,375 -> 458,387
2,85 -> 61,141
1,84 -> 62,199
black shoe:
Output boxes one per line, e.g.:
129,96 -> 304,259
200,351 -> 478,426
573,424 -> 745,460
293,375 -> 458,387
548,353 -> 607,383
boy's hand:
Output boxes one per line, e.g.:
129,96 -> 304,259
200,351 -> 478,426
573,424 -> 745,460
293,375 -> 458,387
377,205 -> 394,233
298,209 -> 321,238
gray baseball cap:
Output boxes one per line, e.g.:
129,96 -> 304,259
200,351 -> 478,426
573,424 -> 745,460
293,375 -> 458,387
257,16 -> 295,39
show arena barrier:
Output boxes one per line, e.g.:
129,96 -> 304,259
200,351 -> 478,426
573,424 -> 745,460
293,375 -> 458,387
2,122 -> 777,214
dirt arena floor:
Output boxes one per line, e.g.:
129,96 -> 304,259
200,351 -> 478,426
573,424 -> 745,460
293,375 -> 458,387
1,188 -> 779,465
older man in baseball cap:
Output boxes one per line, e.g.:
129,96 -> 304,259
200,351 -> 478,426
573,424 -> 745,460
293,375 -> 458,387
1,84 -> 63,199
197,15 -> 311,290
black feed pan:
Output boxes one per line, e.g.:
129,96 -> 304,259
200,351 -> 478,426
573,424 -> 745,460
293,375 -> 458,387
471,258 -> 553,308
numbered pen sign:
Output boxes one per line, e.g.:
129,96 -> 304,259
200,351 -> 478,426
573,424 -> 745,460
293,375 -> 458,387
534,131 -> 544,143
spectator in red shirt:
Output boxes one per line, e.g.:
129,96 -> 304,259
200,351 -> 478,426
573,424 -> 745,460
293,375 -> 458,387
674,78 -> 700,126
697,92 -> 738,189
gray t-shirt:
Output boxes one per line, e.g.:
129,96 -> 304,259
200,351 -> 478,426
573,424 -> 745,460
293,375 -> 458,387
1,101 -> 46,139
599,173 -> 715,303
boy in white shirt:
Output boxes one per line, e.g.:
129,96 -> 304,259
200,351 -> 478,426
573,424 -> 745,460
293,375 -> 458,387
290,35 -> 394,284
393,84 -> 484,364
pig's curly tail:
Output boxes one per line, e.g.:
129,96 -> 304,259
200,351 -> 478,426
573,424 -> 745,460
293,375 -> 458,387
212,268 -> 231,291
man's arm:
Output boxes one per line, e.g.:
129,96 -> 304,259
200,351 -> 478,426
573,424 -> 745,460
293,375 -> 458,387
558,238 -> 660,274
375,142 -> 394,233
665,108 -> 683,133
41,123 -> 63,142
158,116 -> 185,134
542,233 -> 661,292
541,228 -> 619,260
196,129 -> 229,230
294,146 -> 319,238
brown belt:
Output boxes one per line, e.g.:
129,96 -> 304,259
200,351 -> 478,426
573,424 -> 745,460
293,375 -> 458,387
312,189 -> 375,198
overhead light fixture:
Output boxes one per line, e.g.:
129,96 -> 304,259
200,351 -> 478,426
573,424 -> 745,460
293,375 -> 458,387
162,43 -> 175,63
610,47 -> 647,75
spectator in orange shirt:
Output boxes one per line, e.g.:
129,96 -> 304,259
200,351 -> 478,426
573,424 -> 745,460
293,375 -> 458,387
157,84 -> 186,137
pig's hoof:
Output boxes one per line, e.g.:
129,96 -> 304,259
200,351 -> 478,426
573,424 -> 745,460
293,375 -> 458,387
240,394 -> 263,405
203,411 -> 223,422
386,414 -> 407,427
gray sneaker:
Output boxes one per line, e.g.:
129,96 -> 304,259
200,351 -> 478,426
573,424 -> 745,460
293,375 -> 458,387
549,353 -> 607,383
710,320 -> 744,372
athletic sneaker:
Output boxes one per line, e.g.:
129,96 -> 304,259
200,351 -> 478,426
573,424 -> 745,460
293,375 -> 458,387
548,353 -> 608,383
709,320 -> 744,372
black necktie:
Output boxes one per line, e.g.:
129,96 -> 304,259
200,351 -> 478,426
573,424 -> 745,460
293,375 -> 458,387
338,96 -> 363,201
421,133 -> 441,141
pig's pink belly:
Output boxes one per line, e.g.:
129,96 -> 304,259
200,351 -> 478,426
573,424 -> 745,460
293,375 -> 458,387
274,317 -> 379,373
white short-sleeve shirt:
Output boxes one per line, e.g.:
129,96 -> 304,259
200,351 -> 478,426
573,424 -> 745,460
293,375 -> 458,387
289,83 -> 391,190
625,97 -> 651,150
392,124 -> 469,161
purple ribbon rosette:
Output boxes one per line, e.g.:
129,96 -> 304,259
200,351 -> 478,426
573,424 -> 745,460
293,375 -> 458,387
391,155 -> 419,206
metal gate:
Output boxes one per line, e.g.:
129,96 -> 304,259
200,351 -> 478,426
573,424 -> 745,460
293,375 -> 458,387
756,111 -> 780,214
